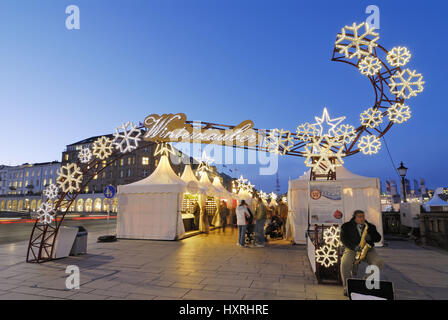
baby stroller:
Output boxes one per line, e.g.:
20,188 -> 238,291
265,215 -> 283,239
245,208 -> 255,245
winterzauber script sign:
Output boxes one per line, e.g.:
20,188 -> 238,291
143,113 -> 259,146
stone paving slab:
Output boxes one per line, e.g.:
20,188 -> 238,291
0,226 -> 447,300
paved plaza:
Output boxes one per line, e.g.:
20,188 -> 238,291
0,226 -> 447,300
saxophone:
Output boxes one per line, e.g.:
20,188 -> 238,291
354,223 -> 371,265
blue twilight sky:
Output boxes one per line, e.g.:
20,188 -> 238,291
0,0 -> 446,194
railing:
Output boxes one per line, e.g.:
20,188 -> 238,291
382,212 -> 401,234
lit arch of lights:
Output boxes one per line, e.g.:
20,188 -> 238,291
27,21 -> 424,263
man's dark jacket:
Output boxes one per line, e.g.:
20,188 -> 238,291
340,219 -> 382,251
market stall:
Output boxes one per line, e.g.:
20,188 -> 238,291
197,171 -> 219,232
116,154 -> 187,240
211,176 -> 232,226
180,164 -> 207,231
424,188 -> 448,212
287,167 -> 383,246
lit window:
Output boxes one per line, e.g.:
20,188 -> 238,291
64,154 -> 69,161
128,157 -> 131,165
93,174 -> 98,180
120,159 -> 124,166
142,157 -> 149,165
102,160 -> 107,168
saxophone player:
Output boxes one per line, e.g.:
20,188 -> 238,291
340,210 -> 384,296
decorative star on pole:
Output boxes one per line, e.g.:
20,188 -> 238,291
154,142 -> 176,157
197,151 -> 214,173
313,108 -> 346,137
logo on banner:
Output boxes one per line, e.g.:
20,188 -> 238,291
310,189 -> 322,200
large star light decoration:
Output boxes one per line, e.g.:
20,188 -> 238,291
313,108 -> 346,137
303,136 -> 345,175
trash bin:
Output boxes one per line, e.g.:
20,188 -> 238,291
70,226 -> 88,256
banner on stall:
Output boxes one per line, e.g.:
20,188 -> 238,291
308,181 -> 344,224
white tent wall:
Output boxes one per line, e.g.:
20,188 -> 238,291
288,167 -> 384,246
116,155 -> 187,240
117,192 -> 185,240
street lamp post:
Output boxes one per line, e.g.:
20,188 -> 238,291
397,161 -> 408,203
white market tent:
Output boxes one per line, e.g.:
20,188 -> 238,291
287,166 -> 384,246
116,155 -> 187,240
237,188 -> 253,206
424,188 -> 448,212
212,176 -> 231,200
181,164 -> 207,195
197,171 -> 220,231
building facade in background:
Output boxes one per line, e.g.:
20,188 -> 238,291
0,161 -> 60,195
61,135 -> 201,195
0,133 -> 236,213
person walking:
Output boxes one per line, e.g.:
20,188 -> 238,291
278,200 -> 288,238
254,198 -> 267,247
236,200 -> 250,247
192,201 -> 200,230
219,201 -> 229,232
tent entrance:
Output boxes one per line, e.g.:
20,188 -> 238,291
182,193 -> 200,232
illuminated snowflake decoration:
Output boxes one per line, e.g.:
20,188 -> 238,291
358,56 -> 382,76
113,122 -> 142,153
333,124 -> 356,144
335,22 -> 379,60
36,202 -> 56,225
358,135 -> 381,155
296,123 -> 319,142
360,108 -> 383,128
315,244 -> 339,268
92,136 -> 114,160
386,46 -> 411,67
303,136 -> 345,175
323,226 -> 341,247
78,147 -> 92,164
56,163 -> 83,194
389,69 -> 424,99
269,192 -> 278,201
387,103 -> 411,124
265,129 -> 294,155
43,184 -> 59,200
